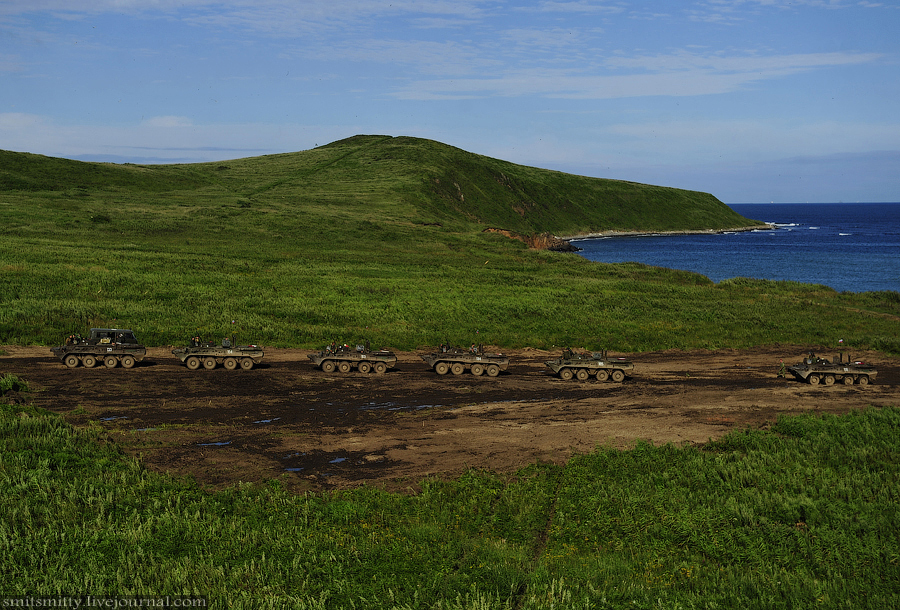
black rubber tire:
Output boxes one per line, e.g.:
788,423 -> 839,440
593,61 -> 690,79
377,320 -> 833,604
224,358 -> 238,370
596,370 -> 609,382
241,358 -> 254,370
322,360 -> 336,373
611,369 -> 625,383
486,364 -> 500,377
83,355 -> 96,368
451,363 -> 465,375
374,362 -> 387,374
576,369 -> 589,381
64,355 -> 80,368
186,357 -> 201,370
105,356 -> 118,369
359,362 -> 371,374
471,364 -> 484,376
560,368 -> 574,381
203,357 -> 217,370
435,362 -> 450,375
338,361 -> 352,374
121,355 -> 135,369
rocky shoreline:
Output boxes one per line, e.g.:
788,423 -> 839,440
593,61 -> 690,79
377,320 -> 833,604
559,224 -> 773,242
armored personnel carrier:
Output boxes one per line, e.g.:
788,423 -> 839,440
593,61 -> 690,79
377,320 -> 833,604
786,352 -> 877,385
420,344 -> 509,377
172,336 -> 264,370
545,348 -> 633,382
50,328 -> 147,369
308,341 -> 397,374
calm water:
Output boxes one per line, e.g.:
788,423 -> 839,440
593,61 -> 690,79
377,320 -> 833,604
573,203 -> 900,294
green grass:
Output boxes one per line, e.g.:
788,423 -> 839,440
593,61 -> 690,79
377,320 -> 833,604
1,135 -> 898,351
2,395 -> 898,608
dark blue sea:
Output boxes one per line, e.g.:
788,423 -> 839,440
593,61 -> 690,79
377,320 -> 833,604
573,203 -> 900,294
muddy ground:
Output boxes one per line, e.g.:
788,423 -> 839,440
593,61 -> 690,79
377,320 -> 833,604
3,345 -> 898,493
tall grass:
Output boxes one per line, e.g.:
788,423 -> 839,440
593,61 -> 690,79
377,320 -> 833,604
2,395 -> 898,608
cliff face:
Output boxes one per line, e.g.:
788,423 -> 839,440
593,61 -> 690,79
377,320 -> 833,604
483,228 -> 579,251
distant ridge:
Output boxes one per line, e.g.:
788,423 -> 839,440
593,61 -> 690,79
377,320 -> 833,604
0,135 -> 763,236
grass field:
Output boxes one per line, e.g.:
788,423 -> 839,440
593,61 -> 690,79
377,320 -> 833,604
1,136 -> 898,352
2,392 -> 898,608
2,137 -> 899,606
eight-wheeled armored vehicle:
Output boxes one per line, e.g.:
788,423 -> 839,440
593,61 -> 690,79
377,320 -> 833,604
50,328 -> 147,369
172,336 -> 264,371
420,344 -> 509,377
786,352 -> 877,386
308,341 -> 397,374
545,348 -> 634,382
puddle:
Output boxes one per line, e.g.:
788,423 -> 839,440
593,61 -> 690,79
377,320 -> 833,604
360,401 -> 443,411
329,457 -> 347,464
197,441 -> 232,447
100,416 -> 127,421
252,417 -> 281,424
283,452 -> 306,459
284,467 -> 304,473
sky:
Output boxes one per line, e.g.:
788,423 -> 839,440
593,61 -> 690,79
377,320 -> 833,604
1,1 -> 898,203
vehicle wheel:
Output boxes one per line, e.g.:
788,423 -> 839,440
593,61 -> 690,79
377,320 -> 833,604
611,369 -> 625,383
186,357 -> 201,370
823,375 -> 835,386
82,355 -> 96,368
374,362 -> 387,374
224,358 -> 238,370
560,368 -> 574,381
121,355 -> 135,369
471,364 -> 484,376
486,364 -> 500,377
576,368 -> 589,381
322,360 -> 336,373
240,358 -> 254,370
435,362 -> 450,375
358,361 -> 371,374
105,356 -> 118,368
843,375 -> 854,385
203,357 -> 217,370
808,375 -> 820,385
64,355 -> 80,368
338,361 -> 352,374
451,363 -> 465,375
859,375 -> 869,385
595,370 -> 609,382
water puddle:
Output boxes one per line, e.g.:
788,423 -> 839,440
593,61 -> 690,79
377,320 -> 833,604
100,416 -> 127,421
329,457 -> 346,464
252,417 -> 281,424
197,441 -> 232,447
284,467 -> 304,473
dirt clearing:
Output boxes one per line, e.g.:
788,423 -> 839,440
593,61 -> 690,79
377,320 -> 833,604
4,345 -> 898,493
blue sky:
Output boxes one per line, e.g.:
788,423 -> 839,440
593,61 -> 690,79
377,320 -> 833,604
1,1 -> 898,203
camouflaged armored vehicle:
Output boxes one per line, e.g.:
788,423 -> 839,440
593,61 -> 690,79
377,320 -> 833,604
172,336 -> 264,370
420,344 -> 509,377
545,348 -> 633,382
786,352 -> 877,386
308,341 -> 396,374
50,328 -> 147,369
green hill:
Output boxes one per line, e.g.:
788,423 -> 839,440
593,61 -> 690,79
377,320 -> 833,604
0,134 -> 760,238
0,135 -> 897,351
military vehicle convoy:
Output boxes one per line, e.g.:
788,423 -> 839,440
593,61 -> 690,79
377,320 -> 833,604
50,328 -> 147,369
545,348 -> 634,382
420,344 -> 509,377
786,352 -> 877,385
171,336 -> 264,371
308,341 -> 397,374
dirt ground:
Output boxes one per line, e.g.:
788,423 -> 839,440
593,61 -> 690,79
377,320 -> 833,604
3,344 -> 898,493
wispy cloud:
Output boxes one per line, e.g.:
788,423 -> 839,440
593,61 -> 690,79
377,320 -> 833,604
393,50 -> 882,100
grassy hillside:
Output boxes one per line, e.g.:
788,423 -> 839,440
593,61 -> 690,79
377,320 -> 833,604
1,135 -> 898,351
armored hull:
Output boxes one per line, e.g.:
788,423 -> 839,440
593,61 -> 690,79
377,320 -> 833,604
172,338 -> 263,371
420,345 -> 509,377
308,343 -> 397,374
786,352 -> 876,385
50,328 -> 147,369
545,349 -> 633,382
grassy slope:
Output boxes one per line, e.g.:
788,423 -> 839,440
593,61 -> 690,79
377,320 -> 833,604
0,135 -> 898,353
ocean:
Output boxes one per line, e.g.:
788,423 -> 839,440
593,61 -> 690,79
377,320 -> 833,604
572,202 -> 900,294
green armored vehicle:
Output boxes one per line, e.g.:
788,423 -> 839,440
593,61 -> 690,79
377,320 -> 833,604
308,341 -> 396,374
50,328 -> 147,369
172,336 -> 264,370
420,344 -> 509,377
786,352 -> 877,385
545,348 -> 634,382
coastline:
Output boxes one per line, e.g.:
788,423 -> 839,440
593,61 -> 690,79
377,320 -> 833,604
560,224 -> 774,242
